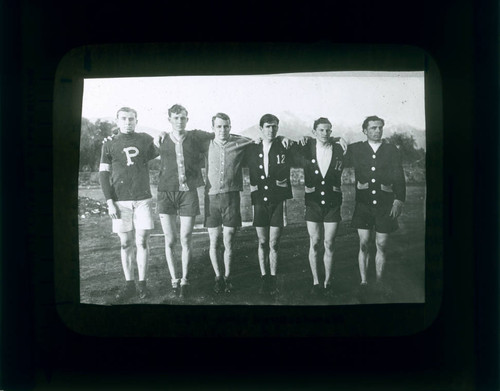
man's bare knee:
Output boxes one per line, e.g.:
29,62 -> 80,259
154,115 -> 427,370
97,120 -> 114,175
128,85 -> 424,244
120,239 -> 133,250
258,239 -> 269,249
324,239 -> 335,253
310,238 -> 321,252
135,232 -> 149,249
223,231 -> 235,248
210,238 -> 221,251
180,235 -> 192,249
376,240 -> 387,253
165,236 -> 176,249
136,237 -> 148,249
359,241 -> 370,253
270,240 -> 280,253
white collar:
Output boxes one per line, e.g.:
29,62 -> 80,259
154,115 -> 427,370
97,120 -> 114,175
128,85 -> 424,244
368,141 -> 382,152
169,131 -> 186,144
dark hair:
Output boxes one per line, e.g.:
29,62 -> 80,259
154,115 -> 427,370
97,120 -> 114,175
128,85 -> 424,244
362,116 -> 385,130
259,114 -> 279,127
116,107 -> 138,119
211,112 -> 231,126
168,104 -> 188,117
313,117 -> 332,130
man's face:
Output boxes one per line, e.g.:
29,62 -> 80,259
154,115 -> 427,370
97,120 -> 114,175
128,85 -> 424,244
259,121 -> 279,142
364,120 -> 384,142
312,123 -> 332,144
212,117 -> 231,142
116,111 -> 137,134
168,110 -> 188,133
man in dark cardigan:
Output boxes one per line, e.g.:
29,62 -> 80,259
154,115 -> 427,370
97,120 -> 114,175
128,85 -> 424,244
294,117 -> 345,297
344,115 -> 406,290
245,114 -> 296,296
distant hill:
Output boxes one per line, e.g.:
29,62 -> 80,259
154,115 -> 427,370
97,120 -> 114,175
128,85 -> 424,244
240,112 -> 426,150
239,111 -> 312,140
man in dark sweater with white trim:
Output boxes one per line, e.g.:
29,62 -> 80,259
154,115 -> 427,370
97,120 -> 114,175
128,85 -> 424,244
245,114 -> 295,296
344,115 -> 406,291
294,117 -> 345,297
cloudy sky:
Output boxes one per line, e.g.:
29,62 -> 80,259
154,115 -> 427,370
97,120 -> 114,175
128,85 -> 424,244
82,71 -> 425,134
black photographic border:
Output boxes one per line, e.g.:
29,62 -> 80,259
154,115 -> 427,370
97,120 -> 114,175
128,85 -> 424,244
54,43 -> 441,338
3,0 -> 497,388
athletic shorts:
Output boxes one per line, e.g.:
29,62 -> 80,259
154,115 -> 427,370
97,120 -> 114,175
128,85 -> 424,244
112,198 -> 154,233
253,201 -> 287,228
351,201 -> 398,234
305,201 -> 341,223
157,190 -> 200,216
204,191 -> 242,228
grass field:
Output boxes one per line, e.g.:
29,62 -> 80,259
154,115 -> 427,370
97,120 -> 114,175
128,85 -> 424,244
79,184 -> 426,306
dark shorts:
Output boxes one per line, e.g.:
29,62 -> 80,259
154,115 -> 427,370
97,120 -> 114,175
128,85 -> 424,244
204,191 -> 242,228
157,190 -> 200,216
305,202 -> 341,223
253,201 -> 286,228
351,201 -> 398,234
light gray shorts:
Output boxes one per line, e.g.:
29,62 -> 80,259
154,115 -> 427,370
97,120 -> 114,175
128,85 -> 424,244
111,198 -> 154,233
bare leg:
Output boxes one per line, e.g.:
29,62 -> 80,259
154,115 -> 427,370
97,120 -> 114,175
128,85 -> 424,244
255,226 -> 270,275
357,229 -> 372,284
223,226 -> 237,278
306,221 -> 322,285
117,231 -> 135,281
208,226 -> 223,277
323,222 -> 339,286
179,215 -> 196,282
135,229 -> 150,281
269,227 -> 283,276
159,214 -> 178,281
375,232 -> 389,282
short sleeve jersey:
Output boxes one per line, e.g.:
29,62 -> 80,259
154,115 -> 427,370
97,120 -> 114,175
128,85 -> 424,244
100,132 -> 158,201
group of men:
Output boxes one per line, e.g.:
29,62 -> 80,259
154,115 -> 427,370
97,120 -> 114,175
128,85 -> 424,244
98,104 -> 406,303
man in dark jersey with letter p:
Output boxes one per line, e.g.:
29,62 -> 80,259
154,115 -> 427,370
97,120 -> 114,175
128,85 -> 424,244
99,107 -> 159,302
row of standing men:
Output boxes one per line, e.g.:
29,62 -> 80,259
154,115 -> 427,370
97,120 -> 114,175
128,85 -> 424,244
99,104 -> 406,302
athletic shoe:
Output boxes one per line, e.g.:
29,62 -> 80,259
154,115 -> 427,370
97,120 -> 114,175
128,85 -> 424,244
179,284 -> 189,299
269,275 -> 279,296
224,277 -> 233,294
138,286 -> 151,300
171,280 -> 180,296
213,276 -> 224,294
357,282 -> 369,295
259,275 -> 269,295
310,284 -> 322,297
137,281 -> 150,300
115,283 -> 136,302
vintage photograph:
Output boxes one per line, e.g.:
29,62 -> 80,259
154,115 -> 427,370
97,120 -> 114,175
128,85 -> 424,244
78,71 -> 426,306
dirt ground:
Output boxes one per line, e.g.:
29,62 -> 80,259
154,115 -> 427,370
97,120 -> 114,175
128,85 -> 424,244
79,184 -> 426,306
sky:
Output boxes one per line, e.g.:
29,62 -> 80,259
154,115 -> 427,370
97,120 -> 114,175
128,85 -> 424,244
82,71 -> 425,135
